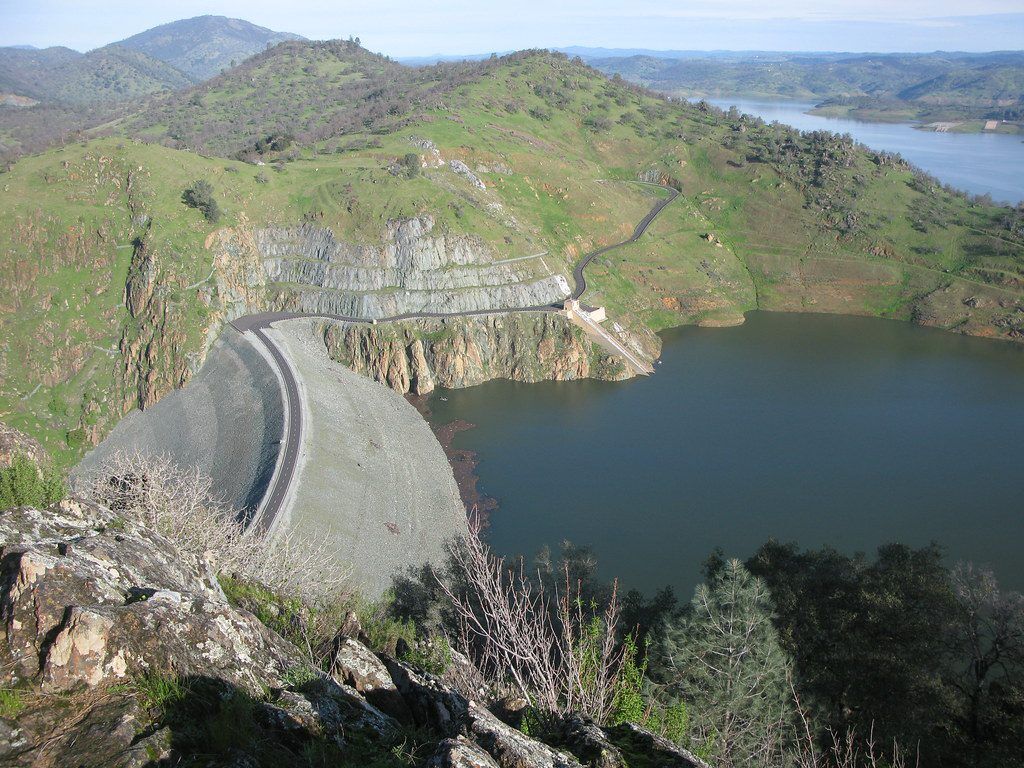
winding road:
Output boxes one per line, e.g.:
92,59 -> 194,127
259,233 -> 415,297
232,183 -> 679,531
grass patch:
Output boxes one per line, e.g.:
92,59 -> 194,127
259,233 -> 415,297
132,669 -> 189,715
0,687 -> 26,719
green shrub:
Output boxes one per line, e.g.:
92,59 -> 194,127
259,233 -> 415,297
400,153 -> 420,179
220,576 -> 307,647
609,636 -> 646,726
282,664 -> 319,688
357,593 -> 418,654
65,428 -> 88,448
400,636 -> 452,677
0,455 -> 65,511
181,180 -> 222,223
254,133 -> 294,154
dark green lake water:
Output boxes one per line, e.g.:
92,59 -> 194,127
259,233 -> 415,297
427,312 -> 1024,597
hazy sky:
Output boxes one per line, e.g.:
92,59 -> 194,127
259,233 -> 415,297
2,0 -> 1023,55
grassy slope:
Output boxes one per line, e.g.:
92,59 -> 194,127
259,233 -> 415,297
1,48 -> 1022,465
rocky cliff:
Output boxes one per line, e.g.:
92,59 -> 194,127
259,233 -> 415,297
204,218 -> 647,394
320,313 -> 640,395
0,497 -> 708,768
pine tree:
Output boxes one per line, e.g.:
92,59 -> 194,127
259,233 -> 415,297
650,559 -> 794,767
0,455 -> 65,511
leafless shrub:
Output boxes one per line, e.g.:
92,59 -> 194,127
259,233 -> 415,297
78,450 -> 348,604
792,681 -> 919,768
437,515 -> 625,723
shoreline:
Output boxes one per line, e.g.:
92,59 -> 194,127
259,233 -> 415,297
406,393 -> 499,528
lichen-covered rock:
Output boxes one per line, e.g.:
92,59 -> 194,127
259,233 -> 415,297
0,694 -> 158,768
0,498 -> 300,693
467,701 -> 584,768
382,654 -> 470,736
560,715 -> 626,768
0,496 -> 712,768
329,635 -> 414,723
257,679 -> 399,742
604,722 -> 711,768
429,737 -> 502,768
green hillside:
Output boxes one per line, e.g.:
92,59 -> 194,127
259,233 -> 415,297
1,45 -> 1022,465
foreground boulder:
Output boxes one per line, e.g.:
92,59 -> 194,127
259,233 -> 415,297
0,498 -> 709,767
0,498 -> 298,693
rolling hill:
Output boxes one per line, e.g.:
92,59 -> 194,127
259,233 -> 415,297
1,42 -> 1022,466
0,17 -> 304,164
0,44 -> 192,105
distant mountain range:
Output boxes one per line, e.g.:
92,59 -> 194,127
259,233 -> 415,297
582,50 -> 1024,123
116,15 -> 303,81
0,16 -> 302,106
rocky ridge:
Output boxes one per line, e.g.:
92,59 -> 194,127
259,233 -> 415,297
0,497 -> 708,768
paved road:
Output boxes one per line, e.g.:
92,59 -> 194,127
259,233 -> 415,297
231,182 -> 679,530
242,327 -> 303,533
572,186 -> 679,301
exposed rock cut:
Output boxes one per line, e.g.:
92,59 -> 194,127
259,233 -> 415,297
256,218 -> 569,318
321,313 -> 636,395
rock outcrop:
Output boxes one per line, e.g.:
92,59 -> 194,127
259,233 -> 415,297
321,313 -> 634,395
117,231 -> 192,415
0,497 -> 709,768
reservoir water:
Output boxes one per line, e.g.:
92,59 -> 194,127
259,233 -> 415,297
706,98 -> 1024,205
427,313 -> 1024,597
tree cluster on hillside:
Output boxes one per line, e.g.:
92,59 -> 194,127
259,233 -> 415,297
127,40 -> 515,158
747,541 -> 1024,768
181,179 -> 221,222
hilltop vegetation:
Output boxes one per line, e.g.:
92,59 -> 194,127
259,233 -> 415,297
0,17 -> 300,107
590,51 -> 1024,125
1,45 -> 1022,467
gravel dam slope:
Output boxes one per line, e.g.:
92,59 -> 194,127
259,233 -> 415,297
268,319 -> 466,598
76,328 -> 283,513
